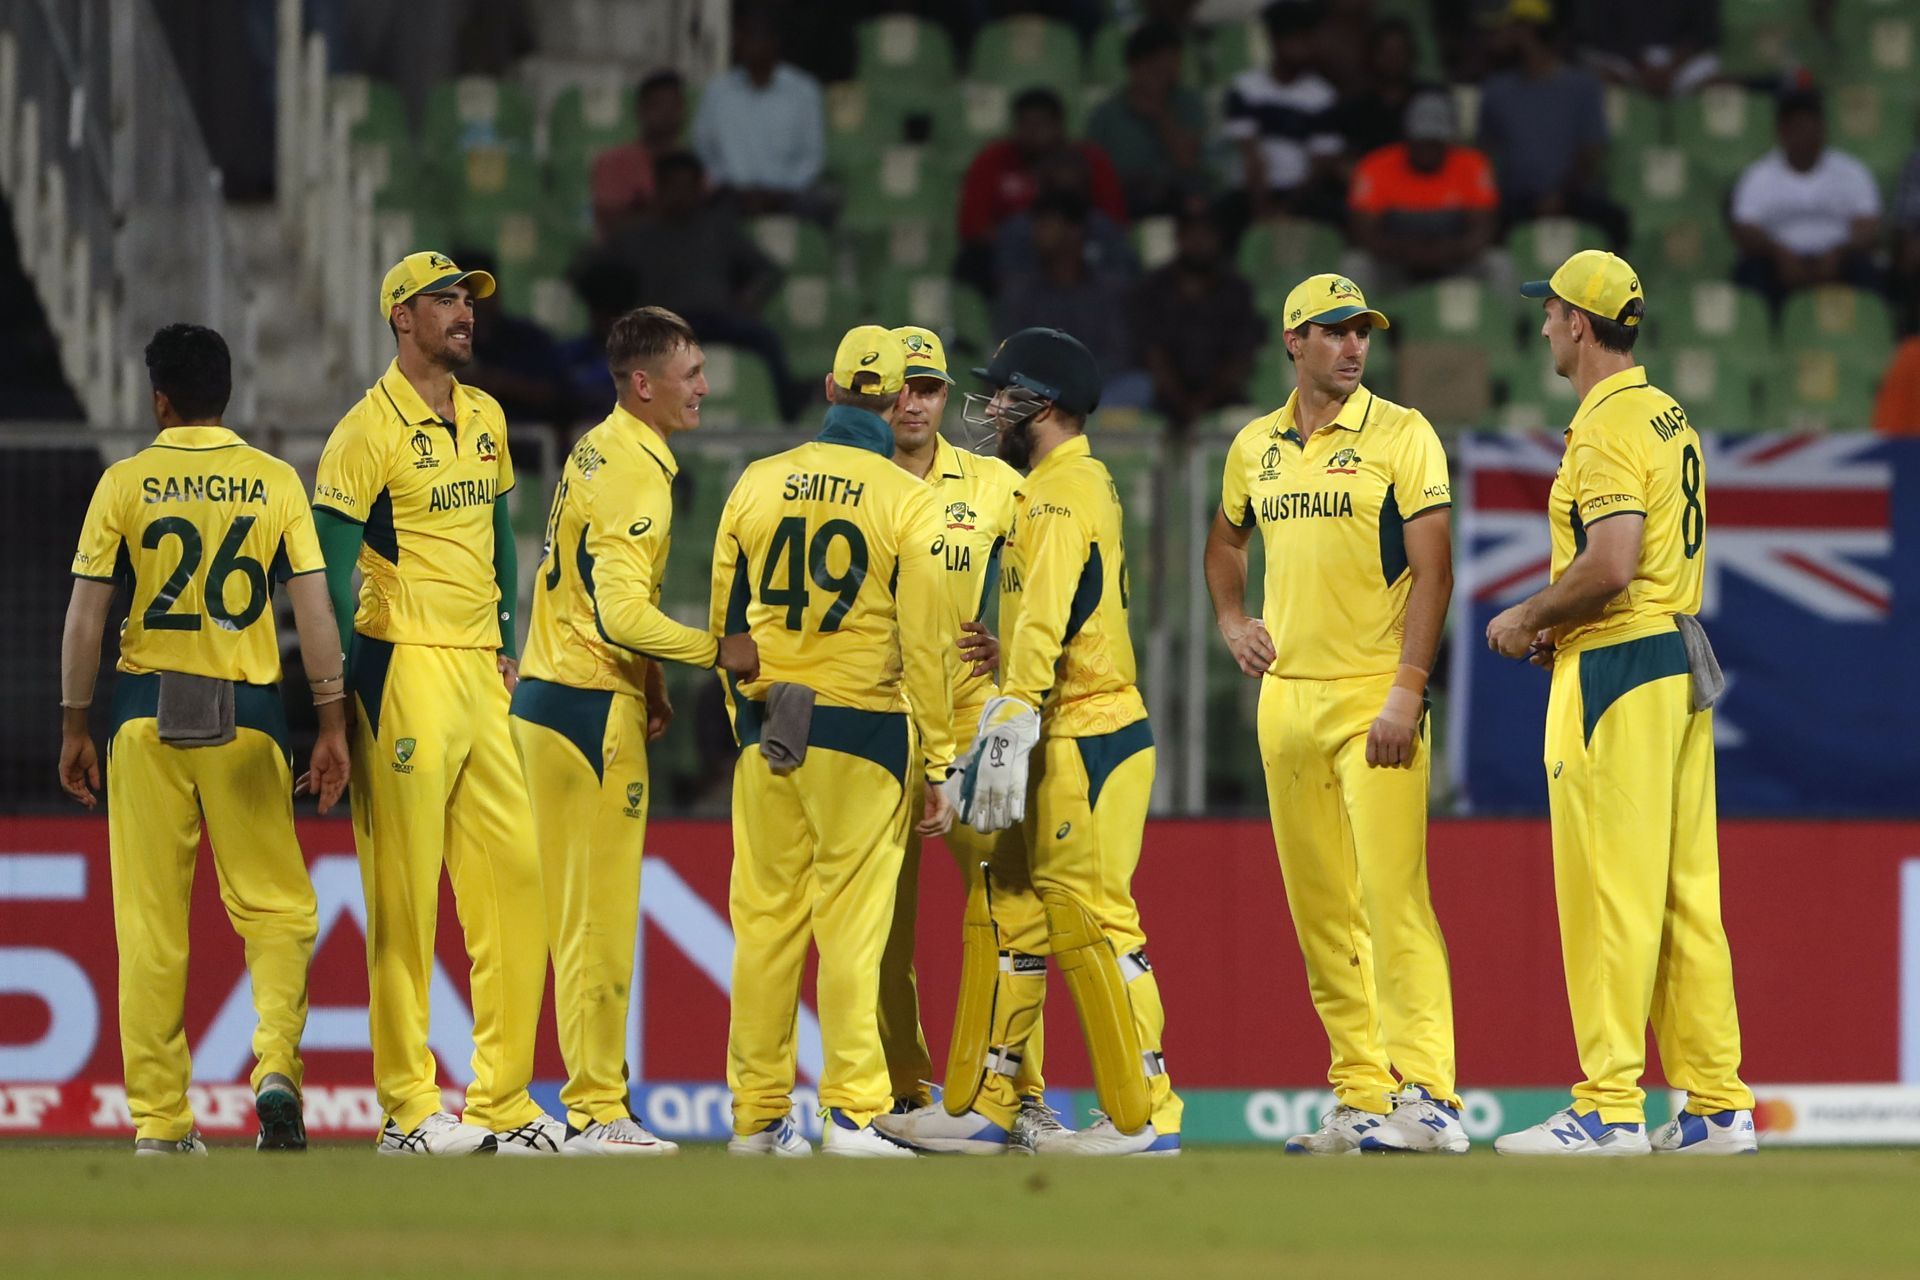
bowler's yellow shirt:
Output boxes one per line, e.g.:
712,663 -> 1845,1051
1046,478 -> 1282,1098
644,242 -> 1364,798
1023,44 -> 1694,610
998,434 -> 1147,737
920,434 -> 1022,733
313,360 -> 514,649
522,407 -> 719,695
71,426 -> 323,684
711,405 -> 959,778
1547,366 -> 1704,655
1221,386 -> 1451,681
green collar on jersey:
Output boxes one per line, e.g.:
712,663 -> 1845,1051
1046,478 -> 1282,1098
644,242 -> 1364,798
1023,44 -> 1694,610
816,404 -> 895,458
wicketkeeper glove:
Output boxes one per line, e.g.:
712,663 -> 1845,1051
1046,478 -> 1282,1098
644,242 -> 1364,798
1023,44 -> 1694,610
942,695 -> 1040,833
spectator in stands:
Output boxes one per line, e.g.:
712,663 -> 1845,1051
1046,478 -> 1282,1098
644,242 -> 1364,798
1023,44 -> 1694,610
958,86 -> 1128,248
1130,201 -> 1265,433
603,151 -> 799,419
1346,90 -> 1499,292
589,70 -> 688,240
991,148 -> 1140,294
1890,133 -> 1920,334
1475,0 -> 1628,246
1871,337 -> 1920,435
690,5 -> 825,217
1221,0 -> 1344,229
1086,21 -> 1211,219
1337,18 -> 1428,160
1568,0 -> 1721,97
456,249 -> 582,440
1730,90 -> 1881,311
557,259 -> 643,424
1315,0 -> 1383,96
995,191 -> 1146,407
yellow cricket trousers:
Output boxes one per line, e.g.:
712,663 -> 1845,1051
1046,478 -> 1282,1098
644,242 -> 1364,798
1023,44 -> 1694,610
877,775 -> 1050,1109
509,677 -> 652,1131
726,705 -> 912,1134
1545,629 -> 1753,1124
986,721 -> 1180,1134
1258,672 -> 1458,1114
349,638 -> 547,1133
105,675 -> 316,1141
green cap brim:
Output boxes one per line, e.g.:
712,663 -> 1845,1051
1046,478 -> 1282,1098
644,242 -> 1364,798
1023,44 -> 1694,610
1518,280 -> 1555,298
1306,305 -> 1391,329
416,269 -> 497,301
905,364 -> 954,384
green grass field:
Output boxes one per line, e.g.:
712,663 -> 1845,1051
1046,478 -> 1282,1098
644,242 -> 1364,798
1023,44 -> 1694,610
7,1145 -> 1920,1278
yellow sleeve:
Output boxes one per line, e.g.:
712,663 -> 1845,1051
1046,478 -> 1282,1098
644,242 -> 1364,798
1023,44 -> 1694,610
71,469 -> 125,582
312,408 -> 389,524
276,467 -> 327,579
1220,428 -> 1256,528
1567,425 -> 1647,526
1396,415 -> 1453,519
584,468 -> 718,667
897,483 -> 958,780
710,482 -> 748,640
1001,486 -> 1093,711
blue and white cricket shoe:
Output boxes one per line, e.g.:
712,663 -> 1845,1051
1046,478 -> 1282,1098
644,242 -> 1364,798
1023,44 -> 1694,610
872,1102 -> 1010,1154
1652,1108 -> 1757,1156
1494,1107 -> 1652,1156
1286,1105 -> 1385,1155
1037,1112 -> 1180,1157
820,1108 -> 917,1158
1360,1086 -> 1470,1154
727,1115 -> 813,1157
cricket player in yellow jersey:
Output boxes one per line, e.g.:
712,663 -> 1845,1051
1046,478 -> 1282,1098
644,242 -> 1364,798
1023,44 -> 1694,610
1488,251 -> 1755,1156
936,327 -> 1183,1158
712,325 -> 958,1158
1203,275 -> 1464,1155
511,307 -> 758,1156
58,324 -> 349,1155
313,252 -> 555,1156
869,325 -> 1067,1155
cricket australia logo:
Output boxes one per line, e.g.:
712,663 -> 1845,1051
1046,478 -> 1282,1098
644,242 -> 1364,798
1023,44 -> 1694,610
392,738 -> 416,774
946,500 -> 978,530
475,431 -> 497,462
410,430 -> 440,470
1326,448 -> 1362,475
622,780 -> 645,818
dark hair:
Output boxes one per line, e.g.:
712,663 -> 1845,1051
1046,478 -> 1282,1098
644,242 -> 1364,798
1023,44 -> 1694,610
145,323 -> 231,421
1124,20 -> 1183,65
829,382 -> 898,414
1262,0 -> 1326,40
638,69 -> 682,99
653,148 -> 705,186
1776,88 -> 1824,123
1030,188 -> 1090,226
607,306 -> 699,377
1554,297 -> 1641,354
1011,86 -> 1066,121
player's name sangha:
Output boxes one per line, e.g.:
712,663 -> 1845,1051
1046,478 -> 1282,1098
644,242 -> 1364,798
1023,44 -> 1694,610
140,474 -> 272,505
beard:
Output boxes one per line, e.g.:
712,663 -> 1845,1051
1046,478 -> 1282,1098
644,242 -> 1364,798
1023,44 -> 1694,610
428,331 -> 474,371
996,418 -> 1034,469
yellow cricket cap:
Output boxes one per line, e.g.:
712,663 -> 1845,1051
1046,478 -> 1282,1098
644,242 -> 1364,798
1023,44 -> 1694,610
893,325 -> 953,384
831,324 -> 907,396
379,251 -> 496,319
1519,249 -> 1644,327
1281,273 -> 1390,331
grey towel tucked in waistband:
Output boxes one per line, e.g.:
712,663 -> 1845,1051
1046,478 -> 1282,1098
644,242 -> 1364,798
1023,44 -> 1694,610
156,671 -> 236,747
760,682 -> 816,774
1674,614 -> 1725,713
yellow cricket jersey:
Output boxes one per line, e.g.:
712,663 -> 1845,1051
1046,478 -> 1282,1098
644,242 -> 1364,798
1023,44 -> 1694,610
921,434 -> 1022,730
1220,386 -> 1452,681
521,406 -> 718,694
998,434 -> 1147,737
1547,366 -> 1705,655
312,360 -> 514,649
71,426 -> 323,684
710,405 -> 959,778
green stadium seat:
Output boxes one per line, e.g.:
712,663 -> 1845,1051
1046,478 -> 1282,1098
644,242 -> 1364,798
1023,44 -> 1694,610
1237,219 -> 1345,307
529,276 -> 586,340
476,209 -> 579,317
1674,85 -> 1773,187
840,145 -> 958,235
872,274 -> 993,361
1385,278 -> 1521,364
547,83 -> 633,167
1509,218 -> 1609,283
1718,0 -> 1813,80
769,272 -> 857,376
959,81 -> 1012,149
1189,19 -> 1264,90
748,216 -> 834,275
1640,214 -> 1737,286
880,216 -> 956,275
1620,145 -> 1721,235
856,15 -> 958,85
1777,287 -> 1895,420
824,82 -> 965,182
1829,84 -> 1915,186
337,76 -> 413,155
1133,216 -> 1177,270
698,344 -> 782,426
1664,280 -> 1771,347
422,77 -> 536,177
1766,353 -> 1880,430
1658,343 -> 1762,431
970,16 -> 1083,100
1604,86 -> 1667,153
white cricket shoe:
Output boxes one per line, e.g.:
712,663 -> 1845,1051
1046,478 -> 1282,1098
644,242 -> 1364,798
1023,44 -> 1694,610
563,1116 -> 679,1157
873,1102 -> 1009,1154
820,1108 -> 917,1158
1009,1098 -> 1072,1155
378,1111 -> 498,1156
1360,1086 -> 1470,1154
491,1113 -> 566,1156
727,1116 -> 813,1157
134,1130 -> 209,1157
1495,1107 -> 1652,1157
1652,1108 -> 1757,1156
1285,1104 -> 1387,1155
1037,1112 -> 1180,1157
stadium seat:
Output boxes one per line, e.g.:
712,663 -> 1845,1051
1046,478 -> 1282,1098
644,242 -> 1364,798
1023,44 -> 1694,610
1620,145 -> 1720,237
824,82 -> 965,181
1605,86 -> 1667,155
473,208 -> 578,317
337,76 -> 413,156
1828,84 -> 1915,186
872,274 -> 993,362
1385,278 -> 1522,380
1766,353 -> 1881,431
971,17 -> 1083,99
769,272 -> 857,377
1674,85 -> 1774,187
1133,216 -> 1176,270
1508,218 -> 1609,283
1718,0 -> 1813,80
528,276 -> 586,340
421,76 -> 537,177
1238,219 -> 1345,307
545,82 -> 633,210
1640,214 -> 1737,286
855,15 -> 958,86
748,216 -> 834,275
1778,286 -> 1895,398
697,344 -> 782,426
1188,19 -> 1265,90
1659,343 -> 1761,431
840,145 -> 958,235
